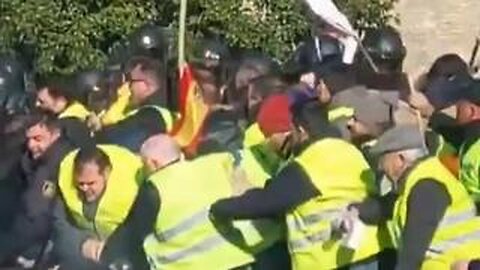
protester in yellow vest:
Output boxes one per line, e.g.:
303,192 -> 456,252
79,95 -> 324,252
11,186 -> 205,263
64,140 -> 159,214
95,56 -> 174,152
100,134 -> 284,270
354,125 -> 480,270
210,94 -> 387,270
241,75 -> 287,181
35,75 -> 92,147
53,145 -> 143,270
99,82 -> 131,126
84,70 -> 132,130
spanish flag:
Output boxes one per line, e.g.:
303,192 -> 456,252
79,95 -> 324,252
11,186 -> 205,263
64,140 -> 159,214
170,64 -> 211,156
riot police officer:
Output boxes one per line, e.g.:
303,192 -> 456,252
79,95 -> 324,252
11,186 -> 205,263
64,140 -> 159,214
189,36 -> 232,106
283,34 -> 343,80
356,26 -> 409,99
0,53 -> 31,116
127,24 -> 173,108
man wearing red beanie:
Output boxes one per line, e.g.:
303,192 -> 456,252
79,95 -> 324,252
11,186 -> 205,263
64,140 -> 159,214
256,94 -> 294,137
210,94 -> 386,270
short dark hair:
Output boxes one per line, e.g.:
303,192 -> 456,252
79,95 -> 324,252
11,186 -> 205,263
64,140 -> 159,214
25,112 -> 61,133
73,146 -> 111,176
36,74 -> 73,101
126,55 -> 165,87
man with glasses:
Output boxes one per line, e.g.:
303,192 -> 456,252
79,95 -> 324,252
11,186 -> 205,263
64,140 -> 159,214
95,56 -> 174,152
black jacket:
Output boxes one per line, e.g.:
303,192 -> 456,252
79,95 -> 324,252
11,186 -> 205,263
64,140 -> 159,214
0,138 -> 73,263
57,117 -> 92,148
95,92 -> 168,152
53,198 -> 105,270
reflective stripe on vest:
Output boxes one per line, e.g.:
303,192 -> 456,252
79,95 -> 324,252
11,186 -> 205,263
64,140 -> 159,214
286,206 -> 346,251
150,208 -> 257,264
428,230 -> 480,256
426,206 -> 479,256
438,207 -> 477,227
155,234 -> 226,264
154,209 -> 209,242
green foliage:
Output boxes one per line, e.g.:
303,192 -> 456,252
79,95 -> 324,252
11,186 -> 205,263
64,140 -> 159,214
0,0 -> 398,75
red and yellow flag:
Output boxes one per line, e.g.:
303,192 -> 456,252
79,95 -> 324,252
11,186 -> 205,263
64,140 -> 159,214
170,64 -> 211,155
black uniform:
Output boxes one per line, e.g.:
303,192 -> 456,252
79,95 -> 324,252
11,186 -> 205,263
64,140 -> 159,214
0,117 -> 28,231
95,92 -> 168,152
0,138 -> 73,263
58,116 -> 92,148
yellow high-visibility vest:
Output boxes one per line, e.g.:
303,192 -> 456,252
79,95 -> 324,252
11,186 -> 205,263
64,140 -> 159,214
58,102 -> 90,121
390,157 -> 480,270
100,83 -> 131,126
144,153 -> 280,270
126,105 -> 175,132
288,138 -> 388,270
58,145 -> 143,239
243,123 -> 265,148
460,138 -> 480,203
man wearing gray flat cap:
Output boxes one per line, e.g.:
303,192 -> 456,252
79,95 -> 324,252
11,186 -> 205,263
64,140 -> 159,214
351,125 -> 480,270
330,86 -> 396,146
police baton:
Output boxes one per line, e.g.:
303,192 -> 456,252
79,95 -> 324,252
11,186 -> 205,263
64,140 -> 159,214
354,35 -> 380,73
330,22 -> 380,73
469,35 -> 480,74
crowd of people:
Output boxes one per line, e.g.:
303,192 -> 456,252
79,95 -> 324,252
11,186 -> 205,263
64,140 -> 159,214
0,3 -> 480,270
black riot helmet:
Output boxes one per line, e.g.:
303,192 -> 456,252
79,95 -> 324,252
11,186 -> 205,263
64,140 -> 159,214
189,37 -> 231,71
106,40 -> 132,72
128,24 -> 169,61
127,24 -> 174,109
70,69 -> 106,108
284,35 -> 343,76
362,26 -> 407,73
0,54 -> 31,115
80,69 -> 124,114
188,37 -> 232,105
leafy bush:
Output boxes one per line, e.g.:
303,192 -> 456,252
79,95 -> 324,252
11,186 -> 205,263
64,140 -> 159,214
0,0 -> 397,74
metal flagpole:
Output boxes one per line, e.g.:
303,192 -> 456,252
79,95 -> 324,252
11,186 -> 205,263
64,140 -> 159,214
178,0 -> 188,70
